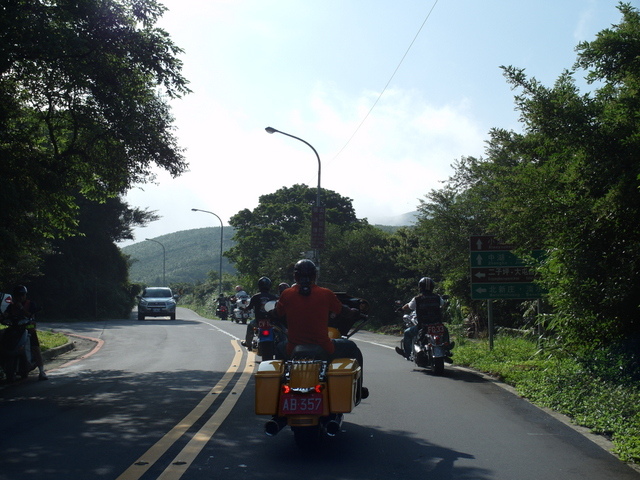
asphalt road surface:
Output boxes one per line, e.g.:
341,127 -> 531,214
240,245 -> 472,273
1,307 -> 638,480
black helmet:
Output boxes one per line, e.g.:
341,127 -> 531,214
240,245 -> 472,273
12,285 -> 27,297
418,277 -> 435,293
278,282 -> 290,294
257,276 -> 272,292
294,259 -> 317,282
294,259 -> 316,296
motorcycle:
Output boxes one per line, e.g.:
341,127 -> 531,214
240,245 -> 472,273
0,315 -> 37,382
251,313 -> 286,361
397,299 -> 453,376
232,294 -> 251,324
254,294 -> 369,447
215,304 -> 229,320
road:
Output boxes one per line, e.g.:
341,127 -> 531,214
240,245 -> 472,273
1,307 -> 638,480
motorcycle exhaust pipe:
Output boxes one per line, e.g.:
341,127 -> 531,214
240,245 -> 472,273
325,414 -> 343,437
265,417 -> 287,437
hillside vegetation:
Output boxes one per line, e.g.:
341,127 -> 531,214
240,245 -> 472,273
122,227 -> 237,285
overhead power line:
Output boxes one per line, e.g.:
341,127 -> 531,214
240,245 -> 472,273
331,0 -> 439,162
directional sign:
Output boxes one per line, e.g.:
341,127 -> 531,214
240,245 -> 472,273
470,250 -> 545,268
470,235 -> 545,300
470,235 -> 515,252
472,283 -> 546,300
471,267 -> 536,284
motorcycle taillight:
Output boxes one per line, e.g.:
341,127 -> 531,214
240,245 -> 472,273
261,330 -> 271,336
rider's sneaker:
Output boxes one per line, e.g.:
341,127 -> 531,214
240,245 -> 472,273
38,372 -> 48,381
395,346 -> 405,357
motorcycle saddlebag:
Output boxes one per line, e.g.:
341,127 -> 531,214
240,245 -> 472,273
255,360 -> 284,415
327,358 -> 361,413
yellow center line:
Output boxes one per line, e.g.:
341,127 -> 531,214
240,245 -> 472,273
116,341 -> 250,480
156,348 -> 257,480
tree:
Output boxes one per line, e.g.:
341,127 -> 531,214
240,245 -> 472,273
226,184 -> 361,279
29,196 -> 156,318
474,3 -> 640,354
0,0 -> 189,281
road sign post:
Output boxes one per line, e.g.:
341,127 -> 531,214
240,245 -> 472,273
470,236 -> 545,349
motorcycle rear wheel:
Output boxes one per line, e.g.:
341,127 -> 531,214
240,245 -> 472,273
433,357 -> 445,375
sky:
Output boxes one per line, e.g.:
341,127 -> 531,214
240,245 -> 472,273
119,0 -> 627,246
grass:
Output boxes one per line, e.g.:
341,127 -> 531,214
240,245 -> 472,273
453,335 -> 640,465
0,326 -> 68,353
38,330 -> 68,351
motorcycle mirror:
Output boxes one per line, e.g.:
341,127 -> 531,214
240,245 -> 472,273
264,300 -> 276,312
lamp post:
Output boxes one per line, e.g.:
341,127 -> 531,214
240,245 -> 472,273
265,127 -> 323,273
191,209 -> 224,294
145,238 -> 166,286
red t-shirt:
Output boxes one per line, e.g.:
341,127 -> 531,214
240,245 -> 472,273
276,284 -> 343,355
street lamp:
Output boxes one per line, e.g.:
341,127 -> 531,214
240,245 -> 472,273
145,238 -> 166,286
191,209 -> 224,294
265,126 -> 323,273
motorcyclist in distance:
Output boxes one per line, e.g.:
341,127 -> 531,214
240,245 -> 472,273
276,259 -> 368,399
395,277 -> 454,361
241,277 -> 278,352
277,282 -> 290,296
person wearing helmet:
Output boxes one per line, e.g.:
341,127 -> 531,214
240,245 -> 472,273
276,259 -> 368,398
242,277 -> 278,352
395,277 -> 453,360
215,293 -> 229,320
277,283 -> 290,296
2,285 -> 47,380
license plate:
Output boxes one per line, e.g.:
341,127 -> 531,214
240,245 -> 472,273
425,323 -> 445,335
279,392 -> 323,415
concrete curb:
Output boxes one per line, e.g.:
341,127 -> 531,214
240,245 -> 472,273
42,341 -> 75,361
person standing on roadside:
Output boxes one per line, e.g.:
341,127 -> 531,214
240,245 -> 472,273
3,285 -> 47,380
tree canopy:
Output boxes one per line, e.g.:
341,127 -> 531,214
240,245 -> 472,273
407,3 -> 640,365
0,0 -> 189,284
226,184 -> 361,279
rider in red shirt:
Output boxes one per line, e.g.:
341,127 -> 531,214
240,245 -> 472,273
276,259 -> 368,398
277,279 -> 342,356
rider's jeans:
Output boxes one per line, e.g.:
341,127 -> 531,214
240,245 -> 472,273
403,325 -> 418,357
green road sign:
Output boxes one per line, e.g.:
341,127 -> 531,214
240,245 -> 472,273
471,283 -> 545,300
470,250 -> 545,268
471,267 -> 536,283
469,235 -> 545,300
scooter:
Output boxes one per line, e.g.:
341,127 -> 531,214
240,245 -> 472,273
0,316 -> 37,382
255,295 -> 369,447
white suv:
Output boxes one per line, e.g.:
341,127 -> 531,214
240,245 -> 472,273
137,287 -> 177,321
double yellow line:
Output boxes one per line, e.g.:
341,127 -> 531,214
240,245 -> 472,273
116,340 -> 256,480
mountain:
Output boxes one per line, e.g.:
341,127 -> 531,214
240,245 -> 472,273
371,211 -> 418,227
121,227 -> 237,285
120,212 -> 418,285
